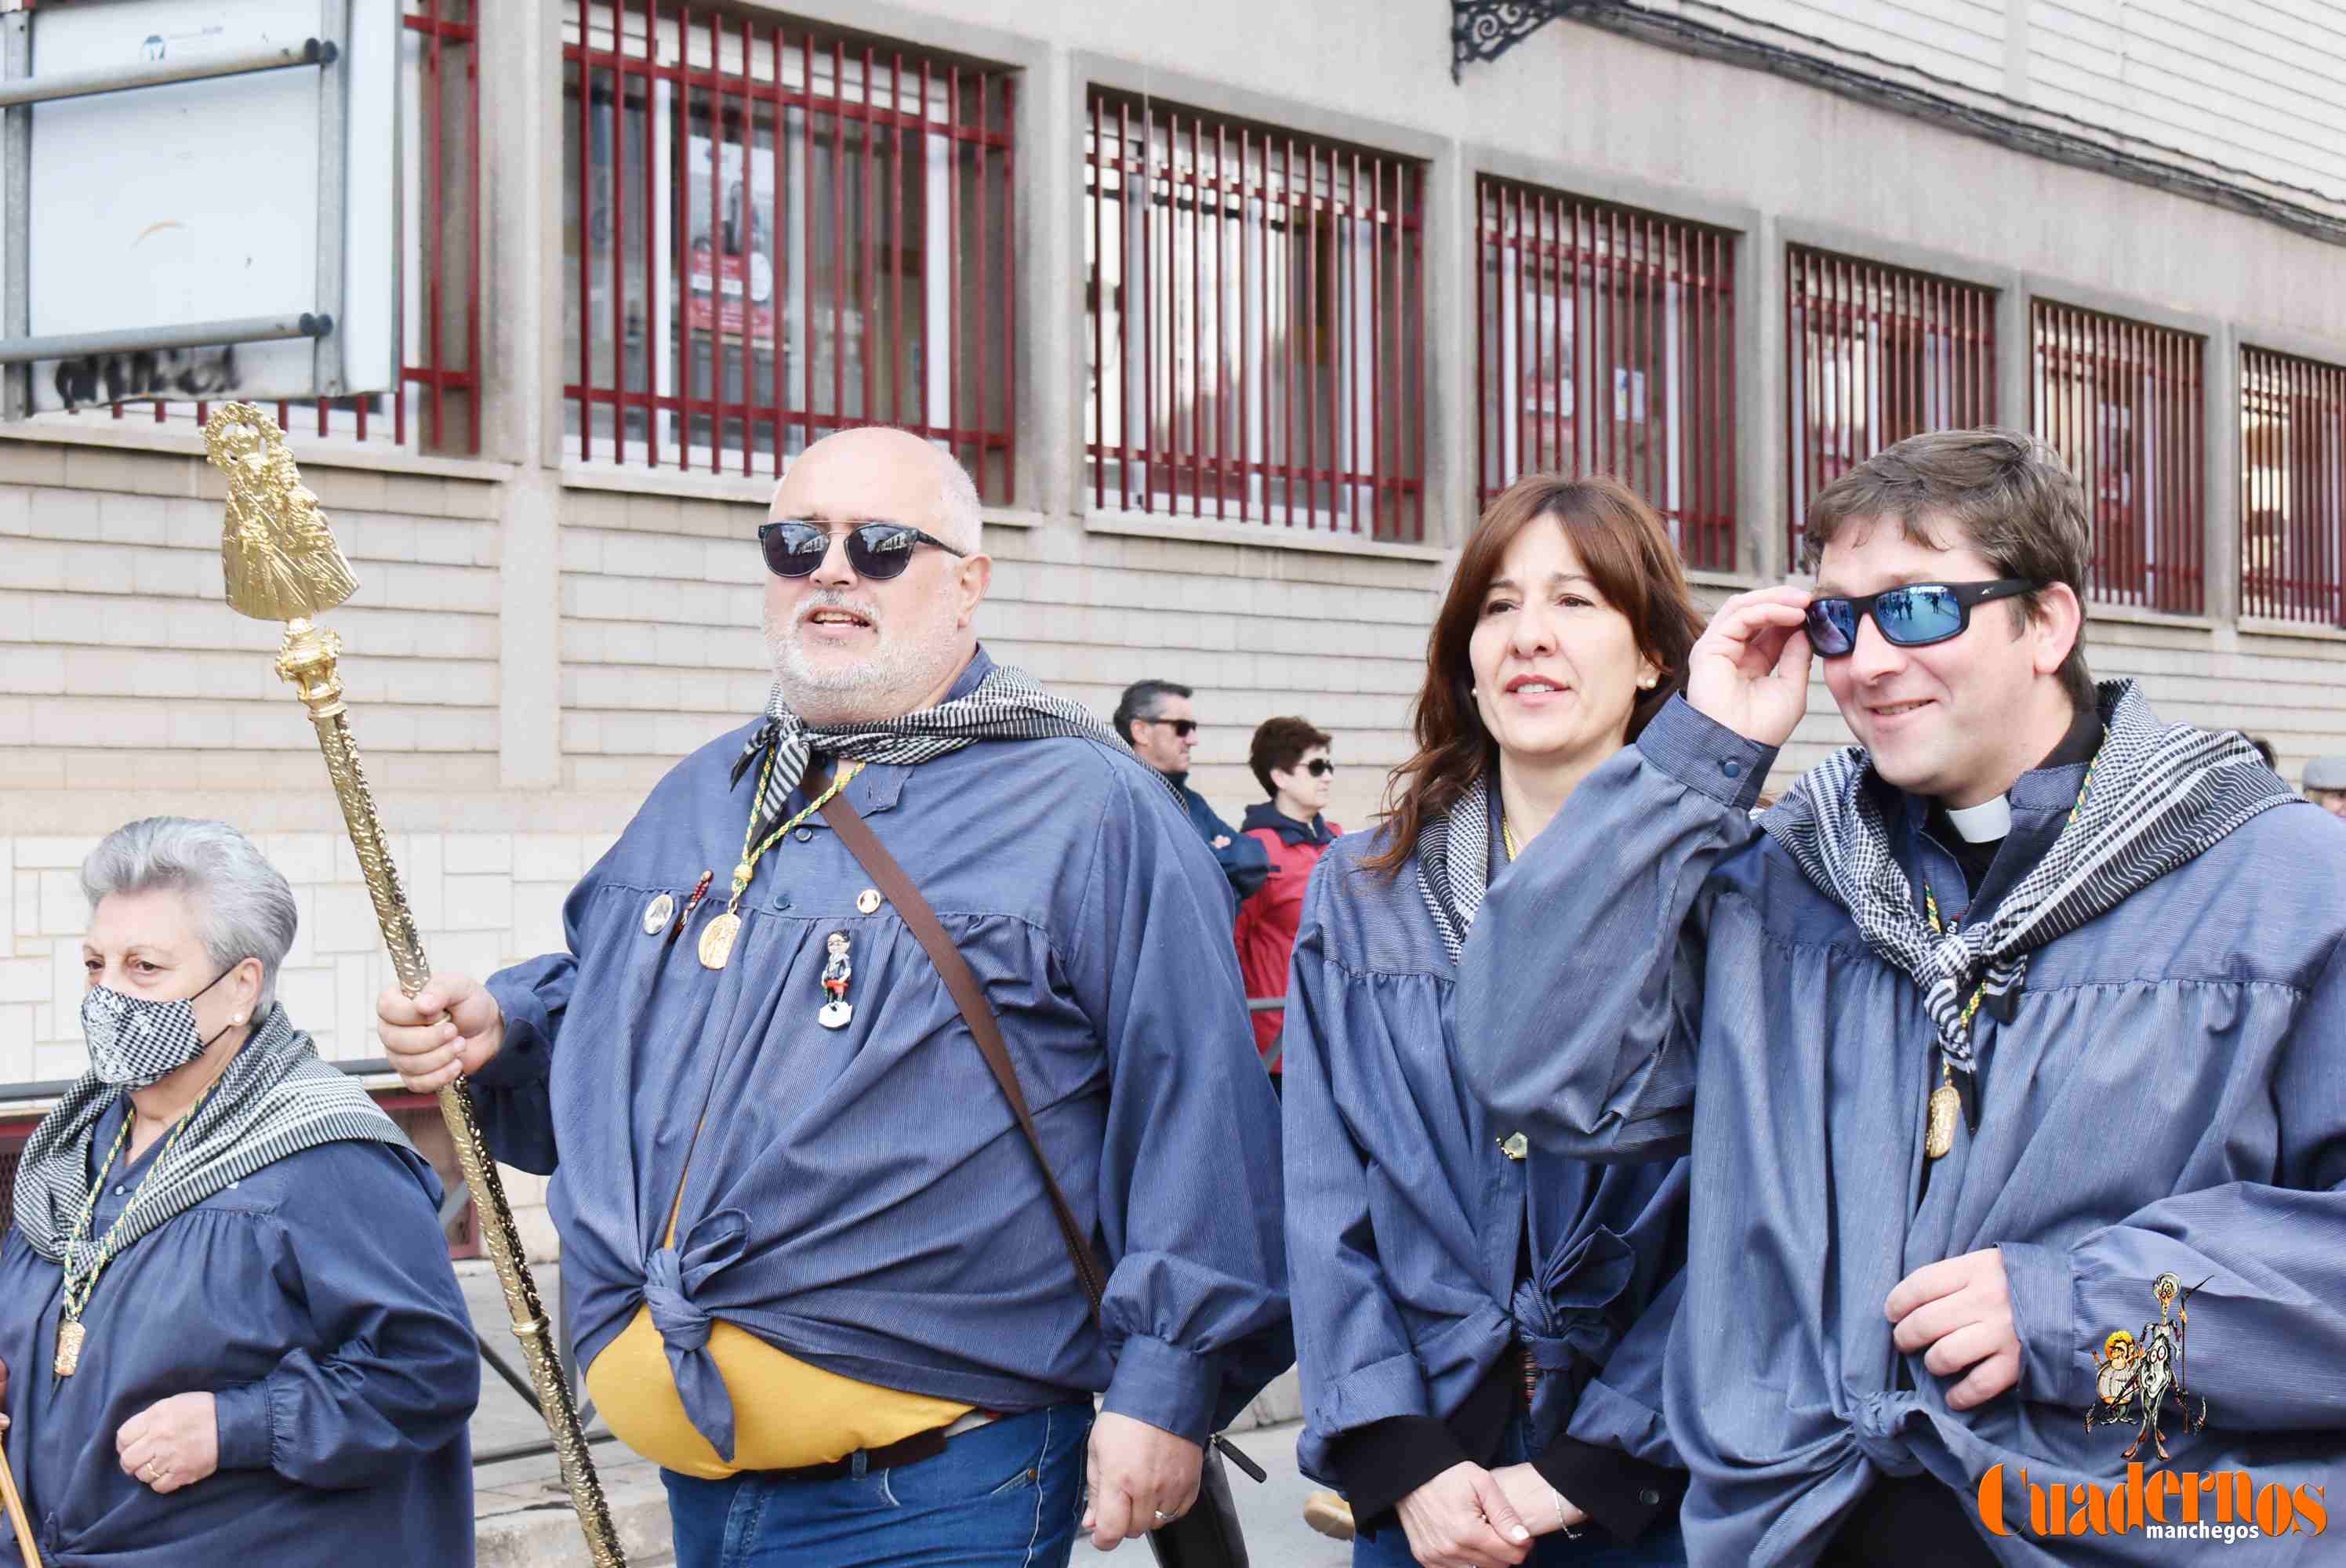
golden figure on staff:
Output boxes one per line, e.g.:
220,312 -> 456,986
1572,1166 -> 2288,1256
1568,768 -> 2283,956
200,404 -> 628,1567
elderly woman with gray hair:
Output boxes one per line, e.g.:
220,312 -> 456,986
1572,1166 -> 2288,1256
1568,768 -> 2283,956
0,818 -> 478,1567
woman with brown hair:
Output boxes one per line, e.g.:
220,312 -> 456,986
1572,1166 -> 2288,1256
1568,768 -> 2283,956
1284,476 -> 1700,1567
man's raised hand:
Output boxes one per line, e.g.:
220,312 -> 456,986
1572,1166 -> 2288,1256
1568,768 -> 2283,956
376,973 -> 505,1093
1684,586 -> 1814,751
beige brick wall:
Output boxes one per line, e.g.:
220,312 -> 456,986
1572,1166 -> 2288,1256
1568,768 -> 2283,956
0,441 -> 504,796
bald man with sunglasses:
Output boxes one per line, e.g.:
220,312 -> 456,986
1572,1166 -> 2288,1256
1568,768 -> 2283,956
1454,429 -> 2346,1566
377,426 -> 1290,1568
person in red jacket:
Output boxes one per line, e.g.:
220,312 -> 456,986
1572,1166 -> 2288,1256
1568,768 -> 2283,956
1236,717 -> 1342,1092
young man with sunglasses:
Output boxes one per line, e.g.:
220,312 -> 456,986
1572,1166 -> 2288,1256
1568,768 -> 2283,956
1454,429 -> 2346,1565
1113,679 -> 1272,907
376,426 -> 1291,1568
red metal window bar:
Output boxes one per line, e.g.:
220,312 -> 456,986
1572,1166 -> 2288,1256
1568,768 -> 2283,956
564,2 -> 1016,500
1785,246 -> 1994,563
1084,93 -> 1425,542
1474,177 -> 1737,572
2240,346 -> 2346,627
2031,300 -> 2205,614
97,0 -> 482,456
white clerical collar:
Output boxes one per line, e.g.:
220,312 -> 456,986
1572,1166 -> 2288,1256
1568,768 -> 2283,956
1944,795 -> 2013,844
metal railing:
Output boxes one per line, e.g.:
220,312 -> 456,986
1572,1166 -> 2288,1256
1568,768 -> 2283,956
2241,344 -> 2346,626
2032,298 -> 2207,614
1086,90 -> 1427,539
1475,176 -> 1737,569
563,0 -> 1018,494
1785,245 -> 1996,564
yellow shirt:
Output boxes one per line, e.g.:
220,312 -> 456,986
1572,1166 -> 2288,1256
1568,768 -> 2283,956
586,1307 -> 973,1479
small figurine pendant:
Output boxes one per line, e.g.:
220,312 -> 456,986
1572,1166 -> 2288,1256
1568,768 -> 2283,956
55,1319 -> 85,1378
818,929 -> 855,1029
1924,1080 -> 1961,1160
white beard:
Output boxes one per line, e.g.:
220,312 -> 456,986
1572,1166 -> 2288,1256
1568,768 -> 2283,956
764,593 -> 969,724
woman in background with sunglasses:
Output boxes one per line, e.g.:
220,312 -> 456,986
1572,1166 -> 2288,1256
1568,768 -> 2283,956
1233,717 -> 1343,1094
1283,474 -> 1697,1568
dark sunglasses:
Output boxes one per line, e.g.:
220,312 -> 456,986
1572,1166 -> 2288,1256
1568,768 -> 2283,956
1143,717 -> 1199,739
1803,579 -> 2043,658
757,520 -> 968,581
1302,759 -> 1336,778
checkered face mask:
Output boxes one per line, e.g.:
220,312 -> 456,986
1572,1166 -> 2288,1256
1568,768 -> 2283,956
79,961 -> 245,1088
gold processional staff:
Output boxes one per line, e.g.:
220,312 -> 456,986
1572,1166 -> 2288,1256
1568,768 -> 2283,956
202,404 -> 626,1566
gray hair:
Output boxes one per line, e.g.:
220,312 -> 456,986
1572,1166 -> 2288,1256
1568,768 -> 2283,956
81,818 -> 300,1008
935,444 -> 983,554
1113,678 -> 1193,748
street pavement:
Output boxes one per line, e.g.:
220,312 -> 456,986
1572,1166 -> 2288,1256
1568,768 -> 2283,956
1073,1422 -> 1352,1566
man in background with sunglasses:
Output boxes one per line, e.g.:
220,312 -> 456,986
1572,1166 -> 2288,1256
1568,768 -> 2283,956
1113,679 -> 1272,909
377,426 -> 1291,1567
1456,428 -> 2344,1565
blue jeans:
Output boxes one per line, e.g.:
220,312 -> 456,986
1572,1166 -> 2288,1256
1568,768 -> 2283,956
1353,1414 -> 1687,1568
663,1402 -> 1093,1568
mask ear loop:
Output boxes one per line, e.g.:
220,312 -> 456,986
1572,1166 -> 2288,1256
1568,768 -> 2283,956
187,956 -> 257,1050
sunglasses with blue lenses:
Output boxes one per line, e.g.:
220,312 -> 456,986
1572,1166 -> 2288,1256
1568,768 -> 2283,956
1803,579 -> 2043,658
757,520 -> 968,581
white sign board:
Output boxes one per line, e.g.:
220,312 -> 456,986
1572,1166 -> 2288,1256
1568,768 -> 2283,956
23,0 -> 398,408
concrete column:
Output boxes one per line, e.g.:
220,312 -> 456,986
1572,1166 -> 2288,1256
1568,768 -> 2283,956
1996,280 -> 2029,442
2203,321 -> 2240,623
481,0 -> 564,790
1423,137 -> 1474,547
1026,44 -> 1073,521
1741,213 -> 1781,580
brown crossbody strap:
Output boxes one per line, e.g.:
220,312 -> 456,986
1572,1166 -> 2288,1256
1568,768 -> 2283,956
815,779 -> 1109,1323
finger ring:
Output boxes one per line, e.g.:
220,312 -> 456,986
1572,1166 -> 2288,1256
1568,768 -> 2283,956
1153,1509 -> 1175,1523
142,1461 -> 160,1481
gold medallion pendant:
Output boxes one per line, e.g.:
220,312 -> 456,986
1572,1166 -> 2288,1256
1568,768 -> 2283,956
1924,1080 -> 1961,1160
54,1319 -> 85,1378
698,911 -> 742,970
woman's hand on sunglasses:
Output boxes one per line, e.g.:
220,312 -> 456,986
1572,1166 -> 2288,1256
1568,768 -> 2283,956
1686,586 -> 1814,751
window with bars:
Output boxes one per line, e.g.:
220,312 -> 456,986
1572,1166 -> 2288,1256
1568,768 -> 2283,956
1084,93 -> 1425,541
564,2 -> 1016,499
2241,346 -> 2345,626
35,0 -> 481,455
1785,247 -> 1995,561
1474,179 -> 1737,571
2032,301 -> 2206,614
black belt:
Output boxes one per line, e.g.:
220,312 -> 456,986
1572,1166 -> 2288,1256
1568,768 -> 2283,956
745,1410 -> 1000,1483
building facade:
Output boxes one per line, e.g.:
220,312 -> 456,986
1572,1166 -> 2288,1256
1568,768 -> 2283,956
5,1 -> 2344,1204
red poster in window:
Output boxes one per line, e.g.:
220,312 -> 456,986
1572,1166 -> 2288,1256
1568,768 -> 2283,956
685,134 -> 776,347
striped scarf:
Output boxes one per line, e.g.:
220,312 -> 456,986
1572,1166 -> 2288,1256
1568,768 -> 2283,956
1760,681 -> 2297,1082
13,1004 -> 412,1266
1416,773 -> 1499,964
731,660 -> 1183,844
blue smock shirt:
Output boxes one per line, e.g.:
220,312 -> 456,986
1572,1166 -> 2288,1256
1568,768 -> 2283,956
1458,697 -> 2346,1566
1283,829 -> 1687,1512
474,650 -> 1291,1458
0,1100 -> 478,1566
